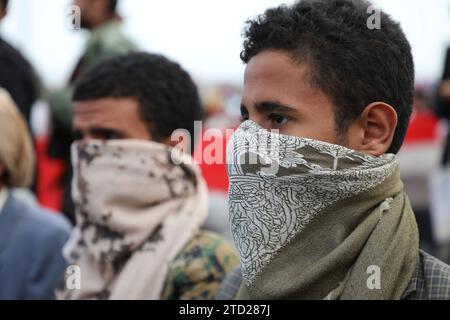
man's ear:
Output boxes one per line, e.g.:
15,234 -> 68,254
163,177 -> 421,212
356,102 -> 398,156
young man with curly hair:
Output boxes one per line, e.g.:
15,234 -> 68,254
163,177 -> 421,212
220,0 -> 450,300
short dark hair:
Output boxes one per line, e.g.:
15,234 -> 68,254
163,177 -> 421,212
241,0 -> 414,154
108,0 -> 118,12
0,0 -> 8,9
73,52 -> 203,143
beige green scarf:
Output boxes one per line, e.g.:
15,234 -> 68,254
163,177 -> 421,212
227,120 -> 419,300
58,139 -> 208,300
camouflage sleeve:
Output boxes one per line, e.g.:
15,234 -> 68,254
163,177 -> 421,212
161,231 -> 240,300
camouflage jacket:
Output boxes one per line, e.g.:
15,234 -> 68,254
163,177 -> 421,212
161,230 -> 239,300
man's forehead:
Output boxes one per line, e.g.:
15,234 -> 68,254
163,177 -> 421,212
73,98 -> 141,129
74,98 -> 138,114
244,52 -> 313,95
74,101 -> 97,115
243,52 -> 320,107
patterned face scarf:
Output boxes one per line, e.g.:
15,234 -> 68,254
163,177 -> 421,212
227,120 -> 419,300
58,139 -> 208,300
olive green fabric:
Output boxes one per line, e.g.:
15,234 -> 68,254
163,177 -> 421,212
48,19 -> 137,129
227,120 -> 419,300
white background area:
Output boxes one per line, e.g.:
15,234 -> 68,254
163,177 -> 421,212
1,0 -> 450,88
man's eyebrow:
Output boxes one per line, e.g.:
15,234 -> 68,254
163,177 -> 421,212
255,101 -> 298,114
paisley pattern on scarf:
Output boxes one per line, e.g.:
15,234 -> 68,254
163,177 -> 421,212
227,120 -> 399,285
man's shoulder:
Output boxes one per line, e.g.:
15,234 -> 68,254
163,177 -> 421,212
8,195 -> 71,243
0,38 -> 33,72
161,230 -> 239,300
182,230 -> 236,257
216,266 -> 242,300
420,250 -> 450,298
87,21 -> 137,57
0,38 -> 21,59
405,250 -> 450,300
170,230 -> 239,279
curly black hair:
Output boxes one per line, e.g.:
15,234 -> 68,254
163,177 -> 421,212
241,0 -> 414,154
73,52 -> 203,143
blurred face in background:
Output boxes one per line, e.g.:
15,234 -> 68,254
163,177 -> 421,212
412,92 -> 428,112
73,0 -> 112,29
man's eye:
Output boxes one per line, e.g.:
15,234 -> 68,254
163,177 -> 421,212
269,114 -> 289,126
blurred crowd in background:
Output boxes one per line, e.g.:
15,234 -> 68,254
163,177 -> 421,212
1,0 -> 450,299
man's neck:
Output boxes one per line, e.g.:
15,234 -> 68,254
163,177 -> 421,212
91,13 -> 119,30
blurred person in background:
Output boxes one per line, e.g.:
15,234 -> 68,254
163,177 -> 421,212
436,47 -> 450,165
0,0 -> 40,129
56,52 -> 238,300
400,87 -> 447,261
221,0 -> 450,300
0,88 -> 71,300
194,85 -> 241,241
46,0 -> 137,224
405,88 -> 442,144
